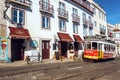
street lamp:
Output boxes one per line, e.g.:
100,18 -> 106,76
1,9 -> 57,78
4,0 -> 10,18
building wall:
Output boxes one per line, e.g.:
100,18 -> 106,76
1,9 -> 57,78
91,1 -> 107,36
27,0 -> 93,59
3,0 -> 94,60
115,24 -> 120,29
0,0 -> 6,26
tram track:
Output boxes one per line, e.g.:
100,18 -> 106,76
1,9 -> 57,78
0,57 -> 120,79
55,59 -> 120,80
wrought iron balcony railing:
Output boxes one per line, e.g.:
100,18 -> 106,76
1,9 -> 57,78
88,21 -> 93,28
72,14 -> 80,23
71,0 -> 94,13
58,8 -> 68,19
10,0 -> 32,7
39,1 -> 54,14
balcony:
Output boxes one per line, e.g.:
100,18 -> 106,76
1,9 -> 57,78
71,0 -> 94,13
10,0 -> 32,7
89,21 -> 93,28
83,18 -> 88,25
100,28 -> 106,35
58,8 -> 68,20
39,1 -> 54,14
72,14 -> 80,23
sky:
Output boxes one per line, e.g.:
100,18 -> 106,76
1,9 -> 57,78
94,0 -> 120,25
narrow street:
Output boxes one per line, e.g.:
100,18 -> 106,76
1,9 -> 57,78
0,57 -> 120,80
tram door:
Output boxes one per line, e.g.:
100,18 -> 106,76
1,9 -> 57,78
98,43 -> 103,58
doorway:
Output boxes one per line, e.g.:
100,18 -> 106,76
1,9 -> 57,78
61,42 -> 68,57
11,39 -> 25,61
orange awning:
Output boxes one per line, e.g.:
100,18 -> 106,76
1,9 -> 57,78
57,32 -> 73,42
73,35 -> 83,42
9,27 -> 30,39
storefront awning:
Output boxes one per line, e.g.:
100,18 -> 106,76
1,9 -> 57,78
73,35 -> 83,42
9,27 -> 30,39
57,32 -> 73,42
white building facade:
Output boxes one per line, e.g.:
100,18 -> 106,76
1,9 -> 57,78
4,0 -> 94,62
89,0 -> 107,36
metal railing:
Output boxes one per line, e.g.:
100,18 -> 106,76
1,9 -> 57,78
58,8 -> 68,19
39,1 -> 54,14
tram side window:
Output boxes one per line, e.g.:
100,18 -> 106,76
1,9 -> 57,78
104,44 -> 106,51
92,42 -> 97,50
105,44 -> 109,51
111,45 -> 115,52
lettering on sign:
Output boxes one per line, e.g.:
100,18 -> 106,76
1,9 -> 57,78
16,30 -> 25,35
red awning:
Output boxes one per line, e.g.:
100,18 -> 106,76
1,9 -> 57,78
73,35 -> 83,42
9,27 -> 30,39
57,32 -> 73,42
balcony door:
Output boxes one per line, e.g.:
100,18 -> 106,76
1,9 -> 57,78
42,0 -> 49,10
59,2 -> 65,15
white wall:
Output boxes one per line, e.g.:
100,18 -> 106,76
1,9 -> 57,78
26,0 -> 94,59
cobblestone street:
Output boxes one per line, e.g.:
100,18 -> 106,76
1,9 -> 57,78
0,57 -> 120,80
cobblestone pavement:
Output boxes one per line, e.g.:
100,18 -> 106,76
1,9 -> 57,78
0,56 -> 120,80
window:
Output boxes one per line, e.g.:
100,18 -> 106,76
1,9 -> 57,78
42,0 -> 49,3
73,8 -> 77,15
12,8 -> 25,24
99,12 -> 101,18
42,16 -> 50,29
42,0 -> 49,10
59,2 -> 65,15
115,33 -> 120,38
89,28 -> 93,36
92,42 -> 97,50
85,42 -> 91,49
94,21 -> 97,27
83,26 -> 87,36
88,16 -> 91,22
73,23 -> 78,33
59,2 -> 65,10
83,13 -> 86,20
93,8 -> 96,15
18,0 -> 24,2
59,20 -> 66,31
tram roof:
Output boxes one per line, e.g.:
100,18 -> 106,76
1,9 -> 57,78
84,36 -> 115,44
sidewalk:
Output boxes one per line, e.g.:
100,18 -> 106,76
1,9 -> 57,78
0,59 -> 76,67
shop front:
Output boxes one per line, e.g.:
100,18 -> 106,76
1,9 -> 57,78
57,32 -> 74,60
9,27 -> 31,62
73,35 -> 83,59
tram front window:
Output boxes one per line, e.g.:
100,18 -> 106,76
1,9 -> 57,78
92,42 -> 97,50
86,43 -> 91,49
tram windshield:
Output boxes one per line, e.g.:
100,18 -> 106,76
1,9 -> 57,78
85,42 -> 97,50
92,42 -> 97,50
85,42 -> 91,49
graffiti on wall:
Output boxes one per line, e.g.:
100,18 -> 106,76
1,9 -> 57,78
0,37 -> 10,62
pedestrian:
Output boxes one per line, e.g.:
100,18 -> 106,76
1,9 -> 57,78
25,56 -> 30,64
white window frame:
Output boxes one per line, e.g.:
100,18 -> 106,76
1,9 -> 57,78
42,16 -> 50,29
59,20 -> 66,31
12,8 -> 25,25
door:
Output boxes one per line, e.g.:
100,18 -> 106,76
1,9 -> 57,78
61,42 -> 67,57
11,39 -> 25,61
99,43 -> 103,58
42,40 -> 50,59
